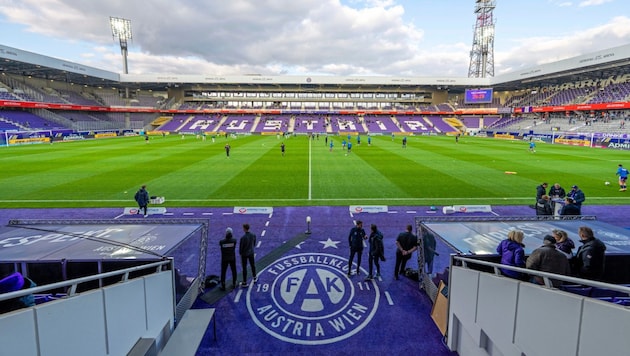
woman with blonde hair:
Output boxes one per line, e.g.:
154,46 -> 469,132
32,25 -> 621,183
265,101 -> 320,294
552,229 -> 575,258
496,229 -> 526,280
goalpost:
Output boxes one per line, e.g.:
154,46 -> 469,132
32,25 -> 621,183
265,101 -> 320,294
1,130 -> 52,147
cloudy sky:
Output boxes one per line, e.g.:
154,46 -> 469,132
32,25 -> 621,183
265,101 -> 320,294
0,0 -> 629,77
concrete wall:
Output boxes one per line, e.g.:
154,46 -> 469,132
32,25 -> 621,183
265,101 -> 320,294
0,270 -> 174,356
447,266 -> 630,356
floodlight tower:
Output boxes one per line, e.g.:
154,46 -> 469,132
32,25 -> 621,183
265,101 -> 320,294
109,17 -> 132,74
468,0 -> 496,78
110,17 -> 132,128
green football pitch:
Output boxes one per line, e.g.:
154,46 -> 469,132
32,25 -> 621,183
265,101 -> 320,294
0,134 -> 627,208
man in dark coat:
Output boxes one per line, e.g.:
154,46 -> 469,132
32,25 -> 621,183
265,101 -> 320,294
535,182 -> 548,203
366,224 -> 385,280
347,220 -> 367,277
239,223 -> 257,287
548,183 -> 566,199
560,197 -> 581,216
219,227 -> 237,291
536,195 -> 553,216
526,235 -> 571,287
572,226 -> 606,280
395,225 -> 418,280
134,185 -> 149,217
548,183 -> 567,213
422,228 -> 438,275
568,185 -> 585,210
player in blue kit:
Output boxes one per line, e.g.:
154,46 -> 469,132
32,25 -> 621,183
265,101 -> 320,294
616,164 -> 628,191
529,141 -> 536,153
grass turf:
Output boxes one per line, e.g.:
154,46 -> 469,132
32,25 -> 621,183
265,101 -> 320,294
0,134 -> 627,208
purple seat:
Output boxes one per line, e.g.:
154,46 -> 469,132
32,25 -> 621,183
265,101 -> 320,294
0,272 -> 25,293
559,284 -> 592,296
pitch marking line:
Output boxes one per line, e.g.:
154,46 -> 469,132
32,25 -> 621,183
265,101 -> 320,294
0,196 -> 626,203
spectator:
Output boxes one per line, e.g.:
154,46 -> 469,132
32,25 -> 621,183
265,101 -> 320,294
422,227 -> 438,275
526,235 -> 571,287
536,195 -> 553,216
347,220 -> 367,277
0,272 -> 36,313
572,226 -> 606,280
552,229 -> 575,258
535,182 -> 548,203
134,185 -> 149,217
568,185 -> 585,211
365,224 -> 384,281
560,197 -> 581,216
548,183 -> 566,199
394,225 -> 418,280
496,230 -> 526,280
219,227 -> 237,291
239,223 -> 257,287
548,183 -> 566,213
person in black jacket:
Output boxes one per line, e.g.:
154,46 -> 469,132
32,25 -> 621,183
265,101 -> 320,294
568,185 -> 585,210
239,224 -> 257,287
526,235 -> 571,287
560,197 -> 581,216
134,185 -> 149,217
422,227 -> 438,275
548,183 -> 566,199
548,183 -> 566,213
366,224 -> 384,281
535,182 -> 548,204
347,220 -> 367,277
219,227 -> 237,291
394,225 -> 418,280
536,195 -> 553,216
572,226 -> 606,280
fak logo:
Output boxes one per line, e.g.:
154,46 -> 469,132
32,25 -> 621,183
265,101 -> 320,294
246,252 -> 379,345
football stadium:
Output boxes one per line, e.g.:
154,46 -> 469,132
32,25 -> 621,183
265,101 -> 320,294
1,3 -> 630,356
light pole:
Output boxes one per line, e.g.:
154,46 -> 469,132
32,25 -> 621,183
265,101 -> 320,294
109,16 -> 132,129
109,17 -> 132,74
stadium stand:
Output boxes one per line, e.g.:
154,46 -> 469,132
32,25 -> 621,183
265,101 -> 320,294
0,43 -> 628,147
2,42 -> 630,355
0,110 -> 57,130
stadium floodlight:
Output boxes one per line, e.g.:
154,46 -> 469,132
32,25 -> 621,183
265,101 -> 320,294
109,16 -> 132,74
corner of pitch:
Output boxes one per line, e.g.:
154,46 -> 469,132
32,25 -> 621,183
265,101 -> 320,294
246,252 -> 380,345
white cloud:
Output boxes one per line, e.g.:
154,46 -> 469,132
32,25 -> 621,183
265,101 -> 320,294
0,1 -> 628,77
495,15 -> 630,74
579,0 -> 614,7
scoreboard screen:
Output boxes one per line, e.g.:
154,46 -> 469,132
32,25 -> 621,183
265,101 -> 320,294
464,88 -> 493,104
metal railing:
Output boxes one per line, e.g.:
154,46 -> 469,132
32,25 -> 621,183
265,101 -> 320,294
0,259 -> 173,302
452,255 -> 630,294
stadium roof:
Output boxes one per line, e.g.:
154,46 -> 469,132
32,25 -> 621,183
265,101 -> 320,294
1,43 -> 630,93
